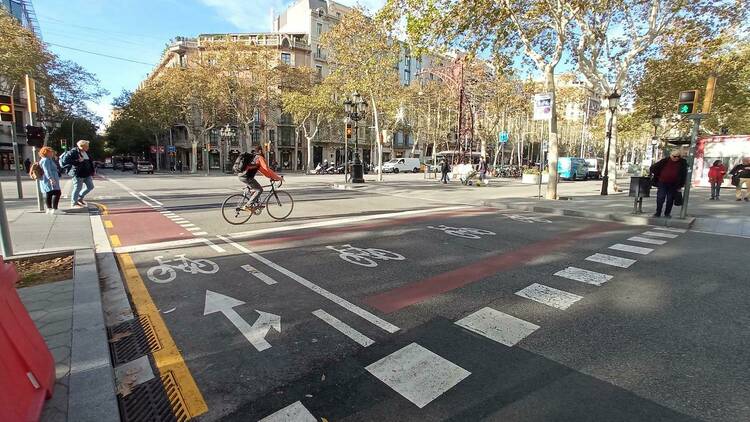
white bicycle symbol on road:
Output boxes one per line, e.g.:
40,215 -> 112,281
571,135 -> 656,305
326,244 -> 406,268
427,225 -> 496,239
146,254 -> 219,283
507,214 -> 552,223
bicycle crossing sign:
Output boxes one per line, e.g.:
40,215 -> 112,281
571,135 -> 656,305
498,132 -> 509,144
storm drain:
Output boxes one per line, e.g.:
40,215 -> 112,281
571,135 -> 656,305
119,372 -> 188,422
108,314 -> 162,365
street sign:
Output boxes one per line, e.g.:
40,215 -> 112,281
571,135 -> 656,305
533,93 -> 552,121
499,132 -> 509,144
167,145 -> 176,153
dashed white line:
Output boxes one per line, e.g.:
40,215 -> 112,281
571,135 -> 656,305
179,223 -> 197,228
642,230 -> 679,239
627,236 -> 667,245
217,235 -> 399,334
193,231 -> 208,236
185,227 -> 202,232
653,227 -> 687,233
585,253 -> 636,268
515,283 -> 583,310
241,264 -> 278,285
455,307 -> 539,347
313,309 -> 374,347
553,267 -> 613,286
609,243 -> 654,255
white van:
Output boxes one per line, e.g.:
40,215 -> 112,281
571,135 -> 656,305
381,158 -> 421,173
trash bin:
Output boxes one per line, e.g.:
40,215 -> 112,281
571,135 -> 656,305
629,176 -> 652,198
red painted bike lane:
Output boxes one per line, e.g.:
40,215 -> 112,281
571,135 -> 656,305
102,204 -> 197,247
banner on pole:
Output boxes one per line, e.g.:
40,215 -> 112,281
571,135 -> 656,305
533,93 -> 552,121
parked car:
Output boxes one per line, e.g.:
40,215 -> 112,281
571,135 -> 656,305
558,157 -> 589,180
122,161 -> 135,171
585,158 -> 603,179
381,158 -> 421,173
135,161 -> 154,174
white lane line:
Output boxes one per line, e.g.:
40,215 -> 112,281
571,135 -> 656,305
366,343 -> 470,409
609,243 -> 654,255
217,235 -> 399,334
259,401 -> 316,422
227,205 -> 469,239
515,283 -> 583,310
312,309 -> 374,347
138,192 -> 163,206
585,253 -> 636,268
159,211 -> 171,214
128,191 -> 155,207
193,231 -> 208,236
642,230 -> 679,239
241,264 -> 278,285
653,227 -> 687,233
553,267 -> 612,286
185,227 -> 202,232
455,307 -> 539,347
201,238 -> 225,253
627,236 -> 667,245
179,223 -> 197,228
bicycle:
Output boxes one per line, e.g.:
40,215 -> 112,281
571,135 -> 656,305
221,178 -> 294,225
146,254 -> 219,284
326,244 -> 405,267
427,225 -> 496,239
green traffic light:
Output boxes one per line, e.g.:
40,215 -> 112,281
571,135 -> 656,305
679,104 -> 692,114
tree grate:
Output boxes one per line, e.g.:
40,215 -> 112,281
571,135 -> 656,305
108,314 -> 162,366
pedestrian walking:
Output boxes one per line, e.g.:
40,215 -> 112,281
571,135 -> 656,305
23,158 -> 31,174
61,139 -> 95,208
650,149 -> 687,218
177,160 -> 183,173
478,156 -> 488,185
707,160 -> 726,200
440,159 -> 450,184
729,157 -> 750,202
38,147 -> 61,214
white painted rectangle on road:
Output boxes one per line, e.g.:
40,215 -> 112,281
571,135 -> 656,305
642,230 -> 679,239
455,307 -> 539,347
313,309 -> 374,347
179,223 -> 197,228
653,227 -> 686,233
627,236 -> 667,245
585,253 -> 636,268
193,231 -> 208,236
259,401 -> 316,422
554,267 -> 612,286
185,227 -> 202,232
241,264 -> 277,285
515,283 -> 583,310
366,343 -> 470,408
609,243 -> 653,255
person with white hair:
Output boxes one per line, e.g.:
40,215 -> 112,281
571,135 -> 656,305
728,156 -> 750,202
60,139 -> 95,208
649,149 -> 687,218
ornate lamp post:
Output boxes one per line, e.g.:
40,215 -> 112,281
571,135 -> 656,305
220,124 -> 236,173
343,92 -> 368,183
600,90 -> 621,196
650,113 -> 663,163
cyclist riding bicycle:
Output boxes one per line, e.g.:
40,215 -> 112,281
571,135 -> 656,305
233,146 -> 282,209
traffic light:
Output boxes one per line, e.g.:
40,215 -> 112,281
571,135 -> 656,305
25,125 -> 45,148
678,90 -> 699,114
60,139 -> 67,151
346,124 -> 352,139
0,95 -> 13,122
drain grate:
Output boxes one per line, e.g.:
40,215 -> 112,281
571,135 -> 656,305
120,375 -> 182,422
109,314 -> 162,365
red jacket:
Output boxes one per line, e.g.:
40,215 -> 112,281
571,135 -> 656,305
708,164 -> 726,183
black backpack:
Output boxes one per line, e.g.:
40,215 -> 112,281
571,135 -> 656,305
232,152 -> 255,175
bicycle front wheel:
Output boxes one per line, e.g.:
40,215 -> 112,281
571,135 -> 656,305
265,190 -> 294,220
222,194 -> 252,225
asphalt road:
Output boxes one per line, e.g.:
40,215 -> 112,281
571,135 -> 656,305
94,171 -> 750,422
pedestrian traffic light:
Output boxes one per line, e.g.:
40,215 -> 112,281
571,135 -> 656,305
0,95 -> 14,122
678,90 -> 699,114
346,124 -> 352,139
25,125 -> 45,148
60,139 -> 67,150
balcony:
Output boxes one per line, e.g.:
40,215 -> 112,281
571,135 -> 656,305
314,51 -> 327,61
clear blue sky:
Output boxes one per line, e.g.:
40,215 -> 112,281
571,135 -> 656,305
33,0 -> 385,127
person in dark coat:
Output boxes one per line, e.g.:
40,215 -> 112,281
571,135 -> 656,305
440,159 -> 450,184
650,150 -> 688,218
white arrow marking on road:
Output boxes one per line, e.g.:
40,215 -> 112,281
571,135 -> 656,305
203,290 -> 281,352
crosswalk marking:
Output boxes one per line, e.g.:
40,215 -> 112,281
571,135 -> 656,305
515,283 -> 583,310
193,231 -> 208,236
455,307 -> 539,347
585,253 -> 636,268
259,401 -> 316,422
653,227 -> 686,233
313,309 -> 374,347
642,230 -> 679,239
609,243 -> 654,255
366,343 -> 470,408
241,264 -> 277,285
553,267 -> 612,286
179,223 -> 197,228
627,236 -> 667,245
185,227 -> 202,232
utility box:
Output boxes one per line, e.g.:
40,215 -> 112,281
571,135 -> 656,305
629,176 -> 652,198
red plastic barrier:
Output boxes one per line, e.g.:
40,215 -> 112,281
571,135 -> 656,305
0,257 -> 55,422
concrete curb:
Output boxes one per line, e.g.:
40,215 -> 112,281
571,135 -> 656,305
480,200 -> 695,229
68,248 -> 120,422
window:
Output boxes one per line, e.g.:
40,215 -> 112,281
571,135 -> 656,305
316,44 -> 322,58
337,12 -> 341,18
316,65 -> 323,78
281,52 -> 291,65
317,23 -> 323,35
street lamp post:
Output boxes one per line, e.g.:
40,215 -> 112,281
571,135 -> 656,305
650,114 -> 663,164
600,90 -> 621,196
343,92 -> 368,183
220,124 -> 236,173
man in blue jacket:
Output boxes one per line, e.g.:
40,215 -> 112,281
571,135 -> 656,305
65,140 -> 95,208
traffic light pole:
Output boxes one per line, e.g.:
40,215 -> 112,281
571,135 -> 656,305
679,115 -> 701,220
0,181 -> 13,257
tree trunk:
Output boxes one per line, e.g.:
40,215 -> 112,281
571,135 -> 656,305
544,66 -> 560,200
605,108 -> 619,193
370,91 -> 382,182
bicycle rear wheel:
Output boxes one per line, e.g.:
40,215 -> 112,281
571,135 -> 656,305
265,190 -> 294,220
222,194 -> 253,225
